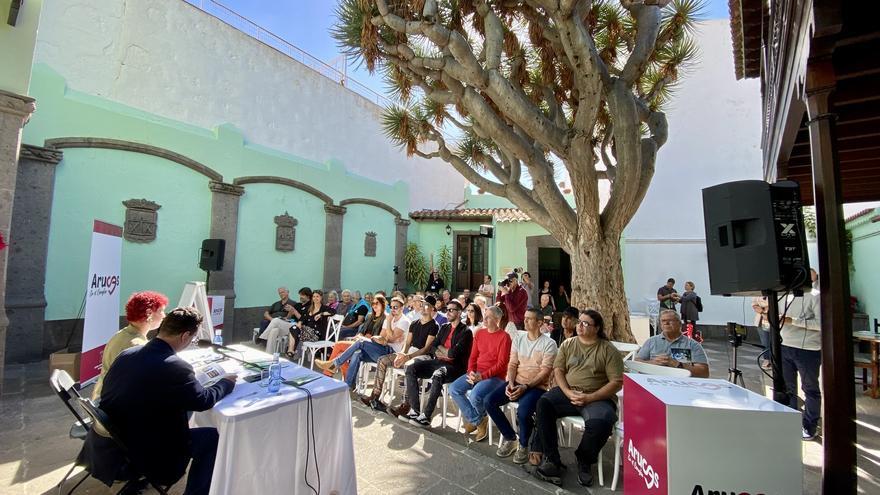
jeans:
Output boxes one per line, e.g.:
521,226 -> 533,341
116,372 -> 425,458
338,327 -> 358,340
533,387 -> 617,466
184,427 -> 219,495
485,384 -> 546,447
333,340 -> 392,389
758,327 -> 770,350
781,345 -> 821,434
449,374 -> 506,425
405,359 -> 463,416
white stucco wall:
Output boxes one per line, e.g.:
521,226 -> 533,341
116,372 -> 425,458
31,0 -> 466,210
623,19 -> 765,326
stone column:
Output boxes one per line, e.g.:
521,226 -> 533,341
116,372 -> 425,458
323,204 -> 347,291
6,144 -> 62,363
394,218 -> 410,291
0,90 -> 36,393
208,181 -> 244,341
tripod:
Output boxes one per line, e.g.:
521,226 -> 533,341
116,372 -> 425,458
728,342 -> 745,386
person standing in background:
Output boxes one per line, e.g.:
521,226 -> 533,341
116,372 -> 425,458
657,278 -> 679,312
679,281 -> 703,342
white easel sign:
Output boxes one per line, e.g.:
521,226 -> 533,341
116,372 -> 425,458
80,220 -> 123,383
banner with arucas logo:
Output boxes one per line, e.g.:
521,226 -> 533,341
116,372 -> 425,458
80,220 -> 123,383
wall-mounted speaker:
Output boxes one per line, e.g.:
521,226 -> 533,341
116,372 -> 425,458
702,180 -> 810,296
479,225 -> 494,238
199,239 -> 225,272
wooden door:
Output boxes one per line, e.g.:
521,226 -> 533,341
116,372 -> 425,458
469,236 -> 486,291
455,234 -> 471,293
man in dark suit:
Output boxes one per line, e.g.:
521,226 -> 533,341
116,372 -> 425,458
100,306 -> 237,495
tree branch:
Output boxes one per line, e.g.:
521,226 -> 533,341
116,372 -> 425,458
619,4 -> 662,85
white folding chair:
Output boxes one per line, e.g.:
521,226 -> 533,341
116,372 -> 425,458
598,391 -> 625,490
611,341 -> 640,361
300,315 -> 343,369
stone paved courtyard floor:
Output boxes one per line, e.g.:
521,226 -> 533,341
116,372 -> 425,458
2,338 -> 878,494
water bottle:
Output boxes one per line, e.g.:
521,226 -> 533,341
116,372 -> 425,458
272,339 -> 281,364
213,329 -> 223,346
267,363 -> 281,394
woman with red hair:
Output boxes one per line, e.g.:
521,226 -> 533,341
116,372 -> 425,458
92,290 -> 169,399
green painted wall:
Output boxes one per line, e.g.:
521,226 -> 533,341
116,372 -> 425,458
0,0 -> 42,95
234,183 -> 327,308
45,148 -> 210,320
340,204 -> 397,294
848,209 -> 880,323
24,66 -> 410,319
494,222 -> 550,276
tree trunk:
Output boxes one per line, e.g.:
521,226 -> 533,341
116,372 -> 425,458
568,231 -> 634,343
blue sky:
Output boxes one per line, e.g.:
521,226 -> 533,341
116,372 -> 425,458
216,0 -> 731,96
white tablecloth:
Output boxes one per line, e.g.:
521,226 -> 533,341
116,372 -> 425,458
181,346 -> 357,495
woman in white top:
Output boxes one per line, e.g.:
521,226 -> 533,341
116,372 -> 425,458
478,274 -> 495,304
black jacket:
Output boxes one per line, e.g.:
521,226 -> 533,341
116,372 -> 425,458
431,321 -> 473,371
100,338 -> 234,485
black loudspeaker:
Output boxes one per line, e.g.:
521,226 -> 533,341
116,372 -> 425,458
479,224 -> 495,238
199,239 -> 225,271
702,180 -> 810,296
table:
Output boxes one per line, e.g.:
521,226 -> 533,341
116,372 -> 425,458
853,331 -> 880,398
180,345 -> 357,495
623,374 -> 801,495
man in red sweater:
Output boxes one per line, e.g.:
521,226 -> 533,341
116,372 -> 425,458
498,272 -> 528,329
448,306 -> 512,442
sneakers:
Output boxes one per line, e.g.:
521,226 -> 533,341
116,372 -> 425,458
400,410 -> 420,424
534,460 -> 563,486
473,416 -> 490,442
577,463 -> 593,487
496,438 -> 518,458
410,413 -> 431,428
370,399 -> 388,413
388,402 -> 411,419
513,446 -> 529,465
803,428 -> 817,441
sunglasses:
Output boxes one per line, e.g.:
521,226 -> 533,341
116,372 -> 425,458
391,305 -> 402,310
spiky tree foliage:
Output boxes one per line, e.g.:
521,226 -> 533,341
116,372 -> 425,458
333,0 -> 704,341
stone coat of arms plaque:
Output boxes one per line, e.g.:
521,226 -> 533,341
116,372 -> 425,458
275,213 -> 298,251
122,199 -> 161,243
364,231 -> 377,257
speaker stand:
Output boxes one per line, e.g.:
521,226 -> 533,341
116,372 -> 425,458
728,344 -> 745,387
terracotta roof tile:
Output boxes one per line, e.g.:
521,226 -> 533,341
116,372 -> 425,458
409,208 -> 531,223
845,208 -> 876,223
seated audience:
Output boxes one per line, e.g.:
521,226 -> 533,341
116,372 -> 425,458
551,306 -> 579,345
339,293 -> 370,339
449,306 -> 512,442
92,291 -> 169,400
428,296 -> 448,325
258,287 -> 310,351
473,294 -> 488,318
532,309 -> 623,488
322,297 -> 385,377
316,295 -> 407,390
464,302 -> 483,331
456,294 -> 468,309
486,308 -> 557,463
287,289 -> 334,358
390,300 -> 472,425
461,288 -> 472,304
258,286 -> 294,332
100,307 -> 236,495
359,299 -> 439,412
635,309 -> 710,378
326,290 -> 340,311
335,289 -> 354,317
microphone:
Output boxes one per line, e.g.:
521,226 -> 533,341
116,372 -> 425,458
196,340 -> 268,369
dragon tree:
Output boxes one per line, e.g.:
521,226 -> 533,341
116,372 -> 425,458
334,0 -> 703,341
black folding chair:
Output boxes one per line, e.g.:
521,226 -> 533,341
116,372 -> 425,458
72,397 -> 169,495
50,369 -> 94,494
